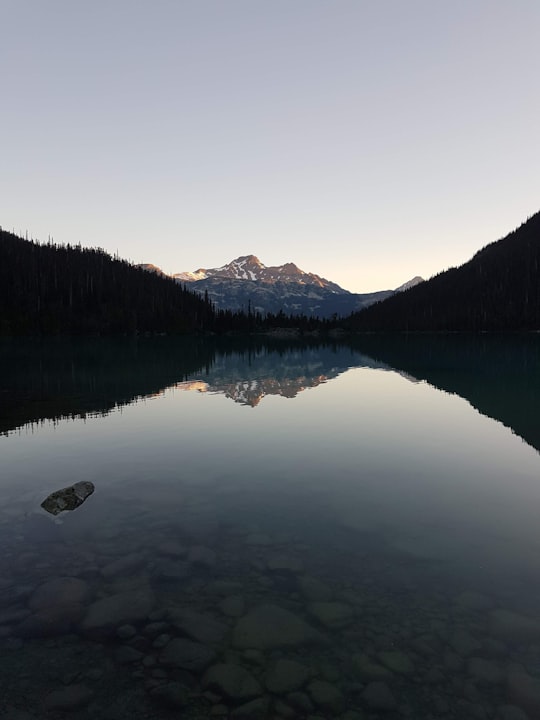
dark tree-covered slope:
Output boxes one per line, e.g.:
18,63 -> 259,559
345,211 -> 540,331
0,229 -> 333,335
0,229 -> 215,335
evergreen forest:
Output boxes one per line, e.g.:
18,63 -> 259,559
344,211 -> 540,332
0,229 -> 325,336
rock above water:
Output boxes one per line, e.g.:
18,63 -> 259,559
160,637 -> 216,672
308,602 -> 354,629
265,659 -> 310,694
41,481 -> 95,516
232,604 -> 321,649
168,607 -> 228,645
29,577 -> 90,611
202,663 -> 263,700
81,587 -> 155,634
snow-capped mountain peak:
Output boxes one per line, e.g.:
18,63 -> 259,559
174,255 -> 345,291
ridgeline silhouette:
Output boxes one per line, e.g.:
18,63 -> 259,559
345,211 -> 540,331
2,209 -> 539,335
0,229 -> 327,335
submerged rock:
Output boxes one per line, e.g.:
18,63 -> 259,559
467,657 -> 503,685
490,609 -> 540,644
231,697 -> 270,718
266,554 -> 304,574
220,595 -> 245,618
232,604 -> 322,649
265,659 -> 310,694
307,680 -> 346,714
362,681 -> 397,711
297,576 -> 333,602
377,650 -> 415,675
168,607 -> 228,645
41,481 -> 95,516
29,577 -> 90,611
308,601 -> 354,629
16,603 -> 85,638
44,684 -> 94,710
149,681 -> 189,709
507,669 -> 540,716
202,663 -> 263,700
81,587 -> 155,634
351,653 -> 392,681
160,637 -> 216,672
188,545 -> 217,567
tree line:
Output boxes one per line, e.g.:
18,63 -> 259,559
2,208 -> 538,336
0,229 -> 333,335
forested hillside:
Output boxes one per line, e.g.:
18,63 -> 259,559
345,211 -> 540,331
0,230 -> 328,335
0,229 -> 214,334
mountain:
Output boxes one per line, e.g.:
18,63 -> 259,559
143,255 -> 423,318
174,254 -> 346,292
345,211 -> 540,331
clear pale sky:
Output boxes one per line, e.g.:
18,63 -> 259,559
2,1 -> 539,292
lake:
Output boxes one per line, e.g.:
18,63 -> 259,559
1,334 -> 540,720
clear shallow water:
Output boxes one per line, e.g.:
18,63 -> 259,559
1,335 -> 540,720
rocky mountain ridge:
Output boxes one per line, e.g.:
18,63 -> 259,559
140,255 -> 423,318
174,254 -> 346,293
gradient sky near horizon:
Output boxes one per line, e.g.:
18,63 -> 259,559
2,1 -> 539,292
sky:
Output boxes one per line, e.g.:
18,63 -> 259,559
2,1 -> 539,292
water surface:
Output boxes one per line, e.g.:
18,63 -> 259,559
1,335 -> 540,720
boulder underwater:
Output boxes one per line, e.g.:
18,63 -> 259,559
41,481 -> 95,516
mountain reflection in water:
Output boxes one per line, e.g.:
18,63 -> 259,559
1,334 -> 539,453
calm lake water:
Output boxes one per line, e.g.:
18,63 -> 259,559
1,335 -> 540,720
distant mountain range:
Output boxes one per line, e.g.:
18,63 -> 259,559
2,206 -> 538,335
139,255 -> 423,318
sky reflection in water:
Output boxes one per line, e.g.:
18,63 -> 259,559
1,337 -> 540,719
